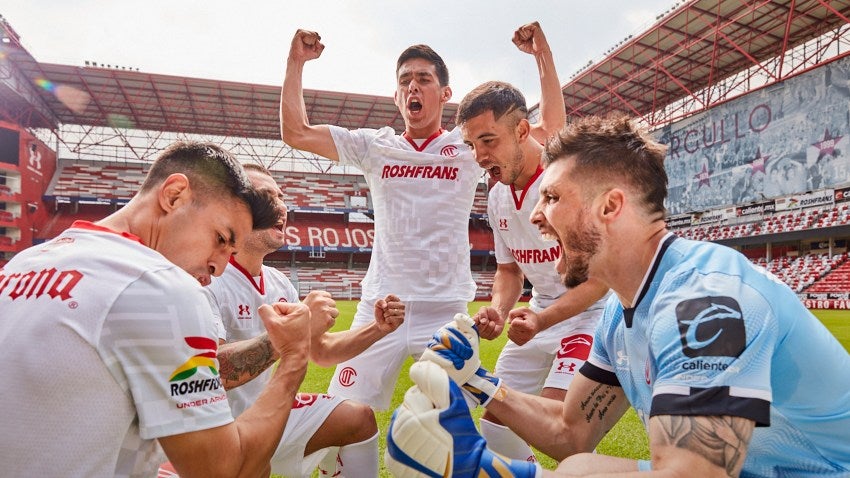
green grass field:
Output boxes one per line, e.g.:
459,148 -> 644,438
291,302 -> 849,477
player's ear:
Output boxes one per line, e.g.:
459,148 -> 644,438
158,173 -> 191,212
516,118 -> 531,143
441,86 -> 452,103
599,188 -> 625,223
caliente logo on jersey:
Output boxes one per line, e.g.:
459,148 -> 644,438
169,336 -> 222,397
675,296 -> 745,358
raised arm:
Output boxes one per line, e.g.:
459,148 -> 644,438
513,21 -> 566,143
158,302 -> 310,478
280,29 -> 340,161
311,294 -> 405,367
507,277 -> 608,346
217,333 -> 279,389
473,261 -> 524,340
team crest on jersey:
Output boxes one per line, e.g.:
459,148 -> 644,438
675,296 -> 745,358
338,366 -> 357,387
440,145 -> 459,157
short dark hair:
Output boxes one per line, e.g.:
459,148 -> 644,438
456,81 -> 528,126
141,141 -> 279,230
396,44 -> 449,86
543,115 -> 668,218
242,162 -> 273,177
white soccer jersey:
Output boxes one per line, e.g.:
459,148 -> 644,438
329,125 -> 481,302
206,258 -> 299,418
488,167 -> 606,312
0,222 -> 232,478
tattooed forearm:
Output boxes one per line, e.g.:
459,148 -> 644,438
578,383 -> 619,424
217,333 -> 278,389
654,415 -> 754,477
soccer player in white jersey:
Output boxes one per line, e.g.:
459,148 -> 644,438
456,81 -> 610,462
0,141 -> 315,478
280,21 -> 566,411
387,116 -> 850,477
204,163 -> 405,477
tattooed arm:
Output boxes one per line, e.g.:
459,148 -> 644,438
217,333 -> 279,390
484,372 -> 630,461
648,414 -> 754,477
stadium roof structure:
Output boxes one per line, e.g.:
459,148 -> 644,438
2,0 -> 850,164
532,0 -> 850,127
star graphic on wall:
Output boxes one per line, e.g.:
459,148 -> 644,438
694,163 -> 711,189
812,128 -> 843,156
750,148 -> 769,175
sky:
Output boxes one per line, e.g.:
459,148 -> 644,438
2,0 -> 676,106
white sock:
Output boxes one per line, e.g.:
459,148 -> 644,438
317,447 -> 341,477
480,419 -> 537,463
336,432 -> 379,478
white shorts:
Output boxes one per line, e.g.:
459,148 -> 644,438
494,307 -> 601,394
271,393 -> 345,478
327,299 -> 467,410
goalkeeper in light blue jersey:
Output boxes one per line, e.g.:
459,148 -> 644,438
387,115 -> 850,478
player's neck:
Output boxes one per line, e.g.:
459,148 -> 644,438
233,249 -> 266,277
404,121 -> 442,141
514,143 -> 545,189
607,225 -> 669,308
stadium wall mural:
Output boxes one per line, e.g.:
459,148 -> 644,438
657,54 -> 850,216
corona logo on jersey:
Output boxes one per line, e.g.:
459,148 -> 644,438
0,268 -> 83,301
169,336 -> 222,397
676,296 -> 745,359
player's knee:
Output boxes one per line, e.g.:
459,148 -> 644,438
342,401 -> 378,442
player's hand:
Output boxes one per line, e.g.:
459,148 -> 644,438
420,314 -> 504,407
374,294 -> 405,333
302,290 -> 338,338
259,302 -> 310,365
472,306 -> 505,340
506,307 -> 542,346
386,361 -> 539,478
512,21 -> 550,56
289,29 -> 325,63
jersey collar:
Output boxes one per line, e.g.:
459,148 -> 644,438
70,220 -> 144,245
510,164 -> 544,210
403,128 -> 444,152
623,232 -> 677,328
228,255 -> 265,295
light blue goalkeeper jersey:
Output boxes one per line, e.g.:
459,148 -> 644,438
581,233 -> 850,477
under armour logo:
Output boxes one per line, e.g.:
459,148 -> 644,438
499,218 -> 508,230
676,296 -> 745,358
237,304 -> 250,317
557,361 -> 577,373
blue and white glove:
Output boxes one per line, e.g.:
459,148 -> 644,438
421,313 -> 504,407
386,360 -> 541,478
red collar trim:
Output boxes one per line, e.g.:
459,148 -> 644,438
70,220 -> 144,245
403,128 -> 444,152
510,165 -> 544,210
228,256 -> 265,294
